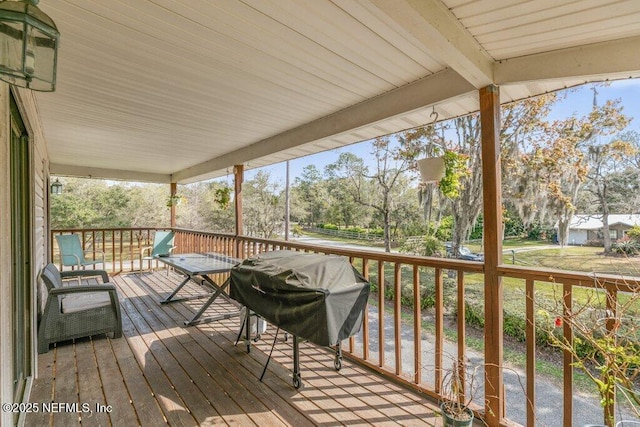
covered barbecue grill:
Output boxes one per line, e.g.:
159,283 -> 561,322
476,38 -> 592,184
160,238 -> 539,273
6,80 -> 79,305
228,250 -> 370,388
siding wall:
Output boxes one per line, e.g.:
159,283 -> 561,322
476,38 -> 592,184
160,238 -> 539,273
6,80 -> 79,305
0,82 -> 50,426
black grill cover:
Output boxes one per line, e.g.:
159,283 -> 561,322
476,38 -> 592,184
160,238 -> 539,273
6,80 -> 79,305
228,250 -> 370,346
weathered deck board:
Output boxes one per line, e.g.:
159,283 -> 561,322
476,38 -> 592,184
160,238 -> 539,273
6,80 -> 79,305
52,343 -> 80,427
27,270 -> 443,426
74,337 -> 111,426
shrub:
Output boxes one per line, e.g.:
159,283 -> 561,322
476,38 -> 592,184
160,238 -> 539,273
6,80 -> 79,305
627,225 -> 640,242
399,235 -> 444,257
612,236 -> 639,255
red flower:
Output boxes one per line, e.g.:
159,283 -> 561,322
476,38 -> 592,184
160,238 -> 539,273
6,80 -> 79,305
554,317 -> 563,328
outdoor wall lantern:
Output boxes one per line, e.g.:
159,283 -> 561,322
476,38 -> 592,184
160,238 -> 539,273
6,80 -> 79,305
50,177 -> 61,194
0,0 -> 59,91
417,157 -> 445,184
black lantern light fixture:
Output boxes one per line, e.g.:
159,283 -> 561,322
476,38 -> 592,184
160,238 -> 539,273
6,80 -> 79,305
0,0 -> 59,91
50,177 -> 61,194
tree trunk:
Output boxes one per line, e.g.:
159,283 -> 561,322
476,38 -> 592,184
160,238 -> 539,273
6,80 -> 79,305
383,208 -> 392,252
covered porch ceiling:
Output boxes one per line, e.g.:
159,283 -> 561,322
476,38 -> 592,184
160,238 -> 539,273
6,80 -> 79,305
38,0 -> 640,184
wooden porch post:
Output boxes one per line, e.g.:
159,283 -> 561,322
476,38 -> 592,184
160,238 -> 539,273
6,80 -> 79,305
234,164 -> 244,258
169,182 -> 177,228
480,85 -> 504,427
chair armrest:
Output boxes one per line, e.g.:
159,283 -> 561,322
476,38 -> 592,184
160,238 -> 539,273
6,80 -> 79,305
61,269 -> 109,283
49,283 -> 117,296
140,245 -> 153,257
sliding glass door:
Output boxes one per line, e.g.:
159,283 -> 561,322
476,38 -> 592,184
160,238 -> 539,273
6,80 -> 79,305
10,94 -> 31,407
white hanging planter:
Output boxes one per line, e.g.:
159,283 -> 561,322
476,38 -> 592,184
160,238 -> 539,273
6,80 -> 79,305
417,156 -> 446,183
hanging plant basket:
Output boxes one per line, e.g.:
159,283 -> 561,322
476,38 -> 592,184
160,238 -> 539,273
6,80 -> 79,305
214,187 -> 232,209
166,195 -> 183,207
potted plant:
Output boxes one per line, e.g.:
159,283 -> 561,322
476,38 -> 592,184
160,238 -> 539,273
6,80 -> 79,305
214,187 -> 232,209
166,194 -> 184,207
439,358 -> 476,427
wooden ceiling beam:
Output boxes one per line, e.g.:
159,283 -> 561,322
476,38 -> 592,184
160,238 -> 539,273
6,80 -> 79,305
495,35 -> 640,85
49,164 -> 171,184
369,0 -> 494,88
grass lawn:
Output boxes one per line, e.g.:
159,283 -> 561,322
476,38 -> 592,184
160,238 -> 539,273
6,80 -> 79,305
509,245 -> 640,276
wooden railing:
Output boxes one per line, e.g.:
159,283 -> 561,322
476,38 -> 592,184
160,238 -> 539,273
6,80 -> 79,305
51,227 -> 640,426
51,227 -> 173,273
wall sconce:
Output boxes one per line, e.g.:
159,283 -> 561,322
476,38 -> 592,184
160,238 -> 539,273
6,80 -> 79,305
50,177 -> 61,194
0,0 -> 59,91
417,157 -> 445,184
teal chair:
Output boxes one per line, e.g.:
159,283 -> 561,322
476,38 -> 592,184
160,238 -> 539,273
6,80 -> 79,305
55,234 -> 105,270
139,231 -> 176,273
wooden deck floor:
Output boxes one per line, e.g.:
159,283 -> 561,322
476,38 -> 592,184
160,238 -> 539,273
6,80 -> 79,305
27,270 -> 443,426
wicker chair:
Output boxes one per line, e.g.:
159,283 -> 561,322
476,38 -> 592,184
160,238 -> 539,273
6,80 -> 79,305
37,263 -> 123,354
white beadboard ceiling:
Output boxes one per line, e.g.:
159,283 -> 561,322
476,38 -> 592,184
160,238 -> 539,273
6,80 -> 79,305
36,0 -> 640,184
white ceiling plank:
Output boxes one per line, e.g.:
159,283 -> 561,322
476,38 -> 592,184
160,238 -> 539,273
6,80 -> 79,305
460,0 -> 631,33
172,68 -> 476,183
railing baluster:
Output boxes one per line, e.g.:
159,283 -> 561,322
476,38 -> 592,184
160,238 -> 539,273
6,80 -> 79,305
394,262 -> 402,376
362,258 -> 370,361
457,270 -> 466,400
526,278 -> 536,426
378,260 -> 385,368
435,267 -> 443,394
563,282 -> 573,427
413,265 -> 421,384
604,286 -> 617,424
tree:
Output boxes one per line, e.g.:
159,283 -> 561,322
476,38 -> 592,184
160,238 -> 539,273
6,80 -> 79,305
326,136 -> 423,252
499,94 -> 559,230
582,135 -> 637,252
547,95 -> 630,246
177,182 -> 208,230
243,171 -> 284,238
405,116 -> 481,254
291,165 -> 328,226
128,184 -> 170,228
51,177 -> 137,229
199,181 -> 235,233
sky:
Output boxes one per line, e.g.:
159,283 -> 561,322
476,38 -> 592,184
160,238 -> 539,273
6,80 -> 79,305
240,79 -> 640,188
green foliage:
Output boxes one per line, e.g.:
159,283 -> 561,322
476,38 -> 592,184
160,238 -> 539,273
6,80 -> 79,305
166,194 -> 184,207
291,224 -> 303,237
469,215 -> 483,240
526,221 -> 555,241
612,236 -> 639,255
626,225 -> 640,242
318,223 -> 339,230
213,187 -> 232,209
438,150 -> 469,199
400,235 -> 443,257
51,177 -> 168,229
502,208 -> 526,237
435,216 -> 454,241
464,301 -> 484,329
